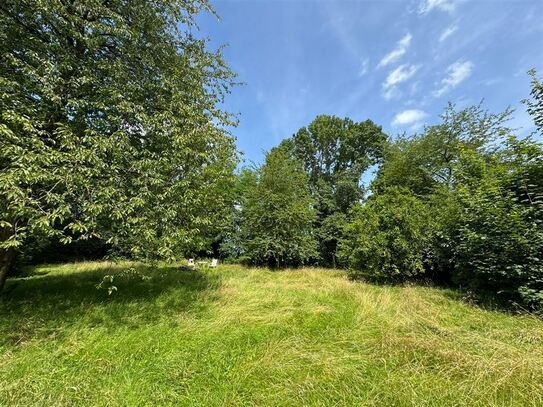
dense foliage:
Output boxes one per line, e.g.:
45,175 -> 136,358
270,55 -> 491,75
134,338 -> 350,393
452,137 -> 543,308
235,148 -> 317,267
279,115 -> 386,266
339,187 -> 435,281
0,0 -> 238,289
342,96 -> 543,310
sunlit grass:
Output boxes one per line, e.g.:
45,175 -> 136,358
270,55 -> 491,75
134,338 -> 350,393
1,262 -> 542,406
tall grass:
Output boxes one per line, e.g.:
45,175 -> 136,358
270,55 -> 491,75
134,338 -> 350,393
1,262 -> 542,406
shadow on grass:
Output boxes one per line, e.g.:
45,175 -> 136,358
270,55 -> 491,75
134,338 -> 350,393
347,271 -> 539,316
0,263 -> 221,346
439,288 -> 536,315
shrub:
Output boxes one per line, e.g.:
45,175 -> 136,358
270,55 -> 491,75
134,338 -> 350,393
451,138 -> 543,310
340,187 -> 435,281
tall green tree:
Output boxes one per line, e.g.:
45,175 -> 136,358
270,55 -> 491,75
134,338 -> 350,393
219,167 -> 258,260
525,69 -> 543,136
0,0 -> 238,290
281,115 -> 386,266
373,103 -> 514,196
240,148 -> 317,267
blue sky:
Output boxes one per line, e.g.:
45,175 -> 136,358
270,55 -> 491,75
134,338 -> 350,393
198,0 -> 543,166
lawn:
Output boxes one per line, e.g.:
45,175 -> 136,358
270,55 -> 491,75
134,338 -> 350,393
1,262 -> 542,406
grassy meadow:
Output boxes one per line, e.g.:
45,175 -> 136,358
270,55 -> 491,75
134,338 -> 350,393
1,262 -> 542,406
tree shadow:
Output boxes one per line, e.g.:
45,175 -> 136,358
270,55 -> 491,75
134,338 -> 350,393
347,272 -> 538,316
0,263 -> 221,346
439,288 -> 534,315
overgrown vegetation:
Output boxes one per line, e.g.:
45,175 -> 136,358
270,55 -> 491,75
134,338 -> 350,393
339,187 -> 435,282
1,262 -> 542,406
340,101 -> 543,310
223,95 -> 543,311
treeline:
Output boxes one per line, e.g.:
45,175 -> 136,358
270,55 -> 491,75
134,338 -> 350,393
220,116 -> 387,267
224,76 -> 543,311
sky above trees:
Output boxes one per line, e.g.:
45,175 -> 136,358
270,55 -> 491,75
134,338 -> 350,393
198,0 -> 543,165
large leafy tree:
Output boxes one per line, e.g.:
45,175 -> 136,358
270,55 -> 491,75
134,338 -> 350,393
281,115 -> 386,266
0,0 -> 238,290
373,103 -> 514,196
240,148 -> 317,267
219,167 -> 258,260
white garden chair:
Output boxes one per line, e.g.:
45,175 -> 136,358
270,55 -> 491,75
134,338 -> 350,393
187,258 -> 195,268
210,258 -> 218,268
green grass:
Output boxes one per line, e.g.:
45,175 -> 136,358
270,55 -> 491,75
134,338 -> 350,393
1,262 -> 542,406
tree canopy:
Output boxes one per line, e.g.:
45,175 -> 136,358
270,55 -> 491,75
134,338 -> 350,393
342,97 -> 543,310
280,115 -> 387,266
0,0 -> 238,289
236,148 -> 317,267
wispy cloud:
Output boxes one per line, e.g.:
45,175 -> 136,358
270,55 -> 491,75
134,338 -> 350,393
359,58 -> 369,76
384,64 -> 420,88
419,0 -> 457,14
382,64 -> 420,99
433,60 -> 473,97
377,33 -> 412,68
392,109 -> 428,126
383,87 -> 400,101
439,24 -> 458,42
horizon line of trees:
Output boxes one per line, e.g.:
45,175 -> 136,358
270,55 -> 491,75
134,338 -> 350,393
221,72 -> 543,312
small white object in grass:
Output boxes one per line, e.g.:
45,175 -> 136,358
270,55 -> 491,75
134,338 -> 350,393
210,259 -> 218,268
188,258 -> 195,268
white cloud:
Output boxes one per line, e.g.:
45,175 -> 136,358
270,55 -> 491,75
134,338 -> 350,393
392,109 -> 429,126
358,58 -> 369,76
377,33 -> 412,68
479,77 -> 501,86
382,64 -> 420,100
439,25 -> 458,42
384,64 -> 420,89
419,0 -> 457,14
433,60 -> 473,97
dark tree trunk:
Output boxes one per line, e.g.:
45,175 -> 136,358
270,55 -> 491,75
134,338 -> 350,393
0,247 -> 16,293
0,225 -> 17,293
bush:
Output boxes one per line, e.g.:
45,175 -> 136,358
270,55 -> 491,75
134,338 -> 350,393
339,188 -> 435,281
240,148 -> 318,267
451,138 -> 543,310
